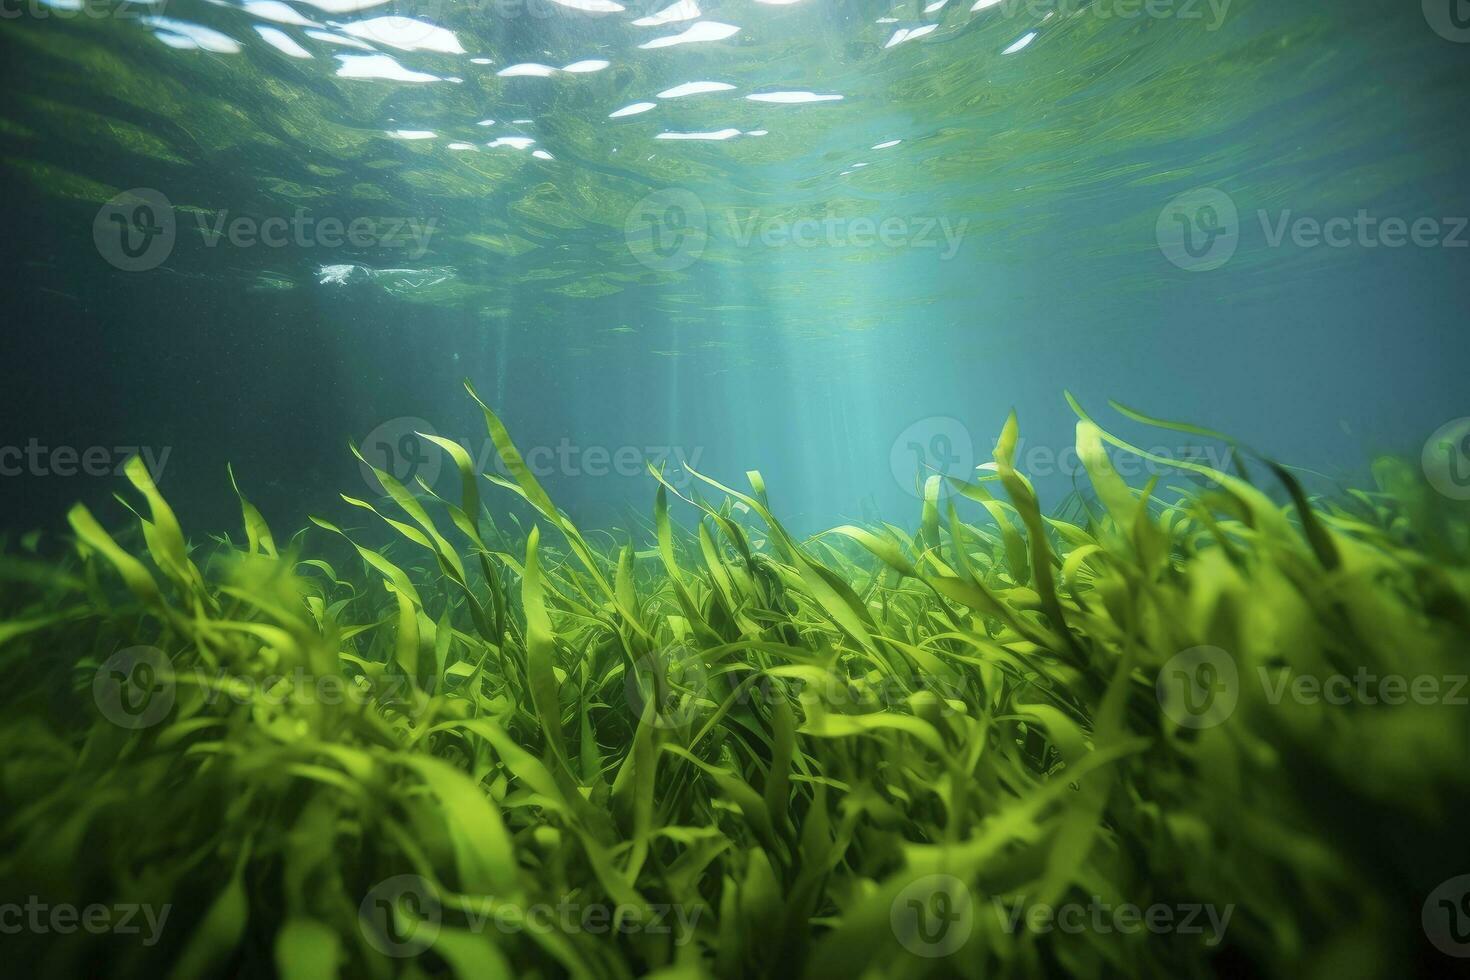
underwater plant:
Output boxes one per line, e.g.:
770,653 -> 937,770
1,385 -> 1468,979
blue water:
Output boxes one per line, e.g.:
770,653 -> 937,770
0,0 -> 1466,538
